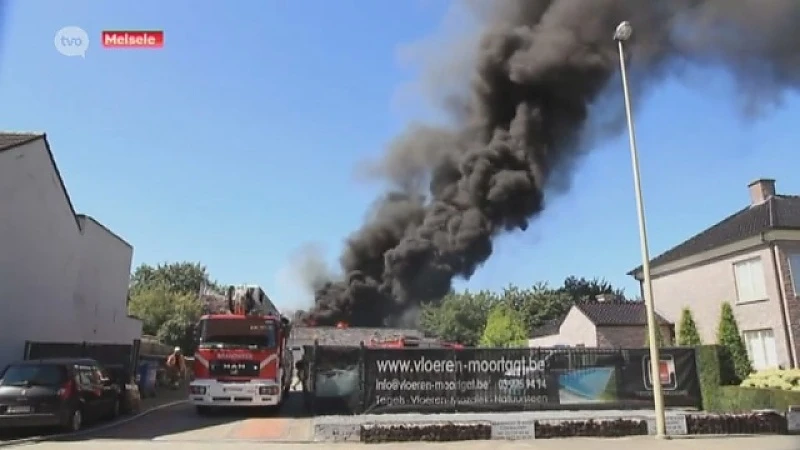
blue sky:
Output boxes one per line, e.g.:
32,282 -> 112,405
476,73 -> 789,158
1,1 -> 799,311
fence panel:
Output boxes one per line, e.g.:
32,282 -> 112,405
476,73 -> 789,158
308,344 -> 702,414
24,340 -> 137,375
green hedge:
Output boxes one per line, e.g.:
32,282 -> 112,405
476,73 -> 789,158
696,345 -> 800,412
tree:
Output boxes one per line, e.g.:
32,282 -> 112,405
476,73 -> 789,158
716,302 -> 752,384
480,304 -> 528,348
130,262 -> 220,297
419,277 -> 630,345
677,308 -> 702,346
558,276 -> 627,303
420,290 -> 497,346
644,325 -> 666,348
503,283 -> 573,333
128,285 -> 203,337
158,316 -> 198,353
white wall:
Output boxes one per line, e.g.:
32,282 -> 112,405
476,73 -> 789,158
0,138 -> 141,369
650,246 -> 791,368
528,307 -> 597,348
74,216 -> 142,343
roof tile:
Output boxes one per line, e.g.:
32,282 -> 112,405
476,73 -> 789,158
576,302 -> 671,326
628,195 -> 800,275
0,132 -> 43,151
288,326 -> 423,348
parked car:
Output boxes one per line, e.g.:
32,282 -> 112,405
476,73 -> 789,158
0,358 -> 121,432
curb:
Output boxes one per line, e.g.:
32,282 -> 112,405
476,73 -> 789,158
0,399 -> 188,448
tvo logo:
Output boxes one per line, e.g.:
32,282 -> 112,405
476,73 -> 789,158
54,26 -> 89,58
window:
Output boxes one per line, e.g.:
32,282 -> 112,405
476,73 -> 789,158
743,329 -> 778,371
200,318 -> 278,348
733,257 -> 768,303
788,254 -> 800,296
75,365 -> 95,386
0,364 -> 67,387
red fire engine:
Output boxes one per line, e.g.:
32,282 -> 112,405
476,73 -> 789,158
189,285 -> 293,414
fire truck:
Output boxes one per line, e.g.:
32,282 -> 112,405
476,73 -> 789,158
189,285 -> 293,414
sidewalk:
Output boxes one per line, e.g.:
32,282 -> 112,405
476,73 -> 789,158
137,385 -> 188,413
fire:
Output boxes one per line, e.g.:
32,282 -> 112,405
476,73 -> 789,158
336,321 -> 349,329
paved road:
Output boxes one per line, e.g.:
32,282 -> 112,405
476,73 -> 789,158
0,387 -> 188,444
4,392 -> 799,448
27,391 -> 313,444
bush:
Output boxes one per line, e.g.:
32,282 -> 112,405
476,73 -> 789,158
534,419 -> 647,438
686,412 -> 786,435
677,307 -> 702,346
713,386 -> 800,412
696,345 -> 800,412
741,369 -> 800,391
360,423 -> 491,442
716,302 -> 752,384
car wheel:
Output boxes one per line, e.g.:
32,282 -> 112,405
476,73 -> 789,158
63,408 -> 82,432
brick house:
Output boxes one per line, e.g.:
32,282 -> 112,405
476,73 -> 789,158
527,301 -> 674,348
627,179 -> 800,371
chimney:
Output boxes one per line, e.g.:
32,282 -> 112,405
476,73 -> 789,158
595,294 -> 614,303
748,179 -> 776,206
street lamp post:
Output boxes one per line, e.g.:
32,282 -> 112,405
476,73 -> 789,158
613,21 -> 668,439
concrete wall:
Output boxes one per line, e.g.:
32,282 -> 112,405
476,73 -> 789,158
0,139 -> 140,369
528,307 -> 597,348
649,245 -> 791,368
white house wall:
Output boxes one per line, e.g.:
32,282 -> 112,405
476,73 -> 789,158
650,246 -> 791,368
0,138 -> 141,369
528,307 -> 597,348
74,216 -> 141,344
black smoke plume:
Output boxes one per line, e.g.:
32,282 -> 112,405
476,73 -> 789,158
297,0 -> 800,327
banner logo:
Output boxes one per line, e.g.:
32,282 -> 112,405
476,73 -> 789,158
643,355 -> 677,391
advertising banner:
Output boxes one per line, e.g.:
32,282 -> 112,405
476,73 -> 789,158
304,344 -> 701,414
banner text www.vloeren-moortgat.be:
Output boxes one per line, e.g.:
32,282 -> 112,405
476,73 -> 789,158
375,355 -> 546,374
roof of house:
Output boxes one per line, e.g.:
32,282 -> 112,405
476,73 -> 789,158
0,132 -> 132,248
289,326 -> 423,348
529,317 -> 565,338
576,302 -> 671,326
0,132 -> 43,151
628,194 -> 800,275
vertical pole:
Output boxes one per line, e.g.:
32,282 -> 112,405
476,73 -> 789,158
311,339 -> 318,415
359,341 -> 366,414
617,39 -> 667,439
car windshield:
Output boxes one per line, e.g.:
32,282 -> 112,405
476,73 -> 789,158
200,318 -> 277,348
0,364 -> 66,387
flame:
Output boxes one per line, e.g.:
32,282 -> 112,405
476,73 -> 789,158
336,321 -> 349,329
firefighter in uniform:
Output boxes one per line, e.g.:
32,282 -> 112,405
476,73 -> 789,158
166,347 -> 186,389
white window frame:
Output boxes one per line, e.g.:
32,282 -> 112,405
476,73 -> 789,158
742,328 -> 778,371
787,253 -> 800,297
733,257 -> 768,304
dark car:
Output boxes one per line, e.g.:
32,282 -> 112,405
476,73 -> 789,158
0,358 -> 121,432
